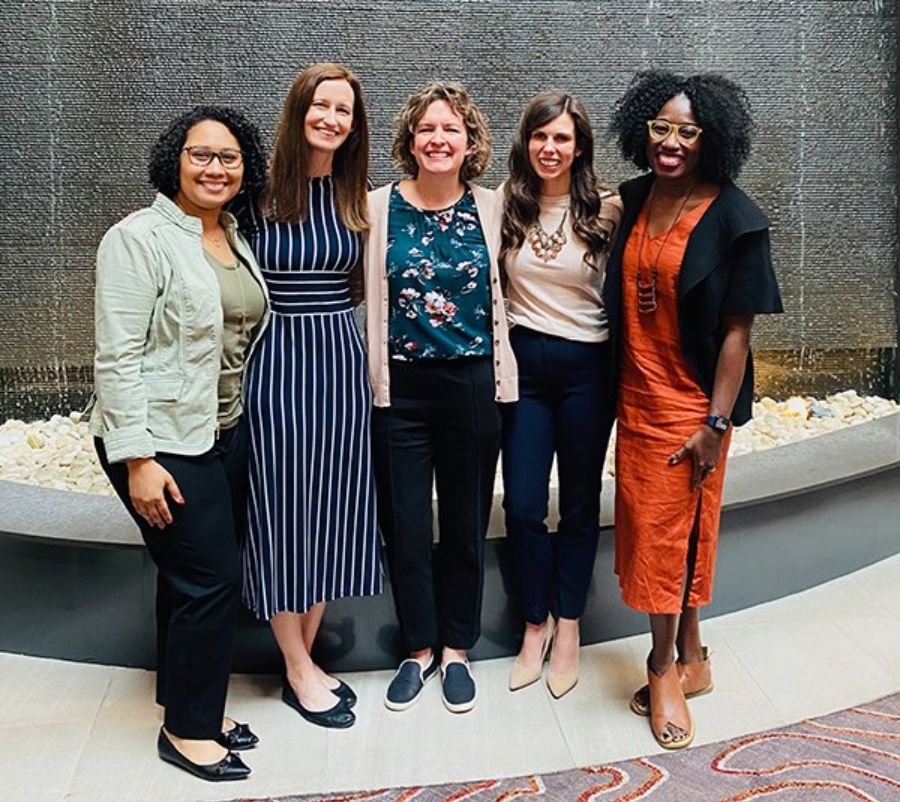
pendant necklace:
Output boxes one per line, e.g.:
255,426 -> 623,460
528,209 -> 568,262
203,227 -> 227,248
636,183 -> 698,314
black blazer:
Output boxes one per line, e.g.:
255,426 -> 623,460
603,173 -> 783,426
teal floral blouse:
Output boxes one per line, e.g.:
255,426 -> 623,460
386,184 -> 492,361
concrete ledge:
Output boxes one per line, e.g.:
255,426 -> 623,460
2,416 -> 899,670
6,414 -> 896,547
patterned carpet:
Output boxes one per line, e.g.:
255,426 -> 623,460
241,692 -> 900,802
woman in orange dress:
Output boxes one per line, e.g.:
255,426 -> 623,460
605,71 -> 782,749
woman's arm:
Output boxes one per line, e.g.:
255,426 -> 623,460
95,224 -> 183,527
669,313 -> 754,490
348,259 -> 364,307
94,225 -> 160,461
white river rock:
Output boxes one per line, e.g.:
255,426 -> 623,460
0,392 -> 897,496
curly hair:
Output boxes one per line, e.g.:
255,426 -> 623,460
391,81 -> 492,181
609,71 -> 753,182
263,63 -> 370,232
148,105 -> 267,202
501,91 -> 615,272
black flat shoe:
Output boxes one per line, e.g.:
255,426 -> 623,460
282,680 -> 355,728
157,728 -> 251,782
216,721 -> 259,751
332,678 -> 358,708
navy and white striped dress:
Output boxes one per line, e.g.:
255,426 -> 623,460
236,176 -> 382,620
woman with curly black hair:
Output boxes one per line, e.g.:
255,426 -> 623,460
606,72 -> 782,749
499,91 -> 621,699
91,105 -> 269,780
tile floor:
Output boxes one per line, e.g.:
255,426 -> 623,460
7,553 -> 900,802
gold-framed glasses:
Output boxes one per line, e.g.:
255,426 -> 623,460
647,119 -> 702,145
182,146 -> 243,169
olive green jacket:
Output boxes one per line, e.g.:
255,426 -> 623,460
90,193 -> 270,463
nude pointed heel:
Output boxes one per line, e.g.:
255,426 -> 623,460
546,663 -> 579,699
546,621 -> 581,699
509,617 -> 555,691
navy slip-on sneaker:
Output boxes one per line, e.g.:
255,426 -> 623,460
441,660 -> 476,713
385,657 -> 438,711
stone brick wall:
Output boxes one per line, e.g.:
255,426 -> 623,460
1,0 -> 896,417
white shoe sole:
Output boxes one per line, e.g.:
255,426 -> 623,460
442,690 -> 477,714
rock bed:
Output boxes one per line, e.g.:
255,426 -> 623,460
0,390 -> 897,497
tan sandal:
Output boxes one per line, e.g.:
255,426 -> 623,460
630,646 -> 713,716
647,660 -> 694,750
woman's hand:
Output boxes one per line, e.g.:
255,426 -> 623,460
126,458 -> 184,529
668,427 -> 724,492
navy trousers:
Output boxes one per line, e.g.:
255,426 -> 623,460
502,327 -> 613,624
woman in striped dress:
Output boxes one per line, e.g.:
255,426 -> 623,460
234,63 -> 382,729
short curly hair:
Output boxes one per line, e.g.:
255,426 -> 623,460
610,71 -> 753,182
391,82 -> 492,181
148,105 -> 267,201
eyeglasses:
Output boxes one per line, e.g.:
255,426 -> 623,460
181,146 -> 243,169
646,119 -> 703,145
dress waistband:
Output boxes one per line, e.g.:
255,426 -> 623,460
263,270 -> 352,315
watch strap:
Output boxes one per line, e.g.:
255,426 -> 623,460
705,414 -> 730,433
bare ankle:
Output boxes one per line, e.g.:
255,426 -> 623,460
649,654 -> 675,676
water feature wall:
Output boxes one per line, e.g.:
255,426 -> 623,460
1,0 -> 897,418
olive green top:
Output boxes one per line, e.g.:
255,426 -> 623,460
203,249 -> 267,428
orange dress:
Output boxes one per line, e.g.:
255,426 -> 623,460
614,195 -> 731,615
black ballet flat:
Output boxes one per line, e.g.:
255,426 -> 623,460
282,680 -> 355,728
332,678 -> 358,708
157,728 -> 251,782
216,721 -> 259,751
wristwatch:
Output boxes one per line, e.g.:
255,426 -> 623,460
704,414 -> 730,434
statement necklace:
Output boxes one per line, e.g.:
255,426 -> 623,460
636,183 -> 697,314
528,209 -> 568,262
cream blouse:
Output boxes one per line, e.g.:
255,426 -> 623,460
505,192 -> 623,343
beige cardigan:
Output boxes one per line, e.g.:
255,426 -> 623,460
364,182 -> 518,407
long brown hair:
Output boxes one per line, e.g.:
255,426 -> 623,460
501,91 -> 614,271
263,63 -> 369,231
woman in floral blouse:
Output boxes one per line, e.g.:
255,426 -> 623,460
364,81 -> 517,714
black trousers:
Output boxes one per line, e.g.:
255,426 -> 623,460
502,327 -> 614,623
373,358 -> 501,653
95,421 -> 248,740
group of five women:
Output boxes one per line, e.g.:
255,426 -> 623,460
91,63 -> 782,782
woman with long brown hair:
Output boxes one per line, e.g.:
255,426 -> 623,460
500,91 -> 621,699
233,63 -> 381,729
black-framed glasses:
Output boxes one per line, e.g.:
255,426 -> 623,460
646,119 -> 703,145
182,146 -> 243,169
